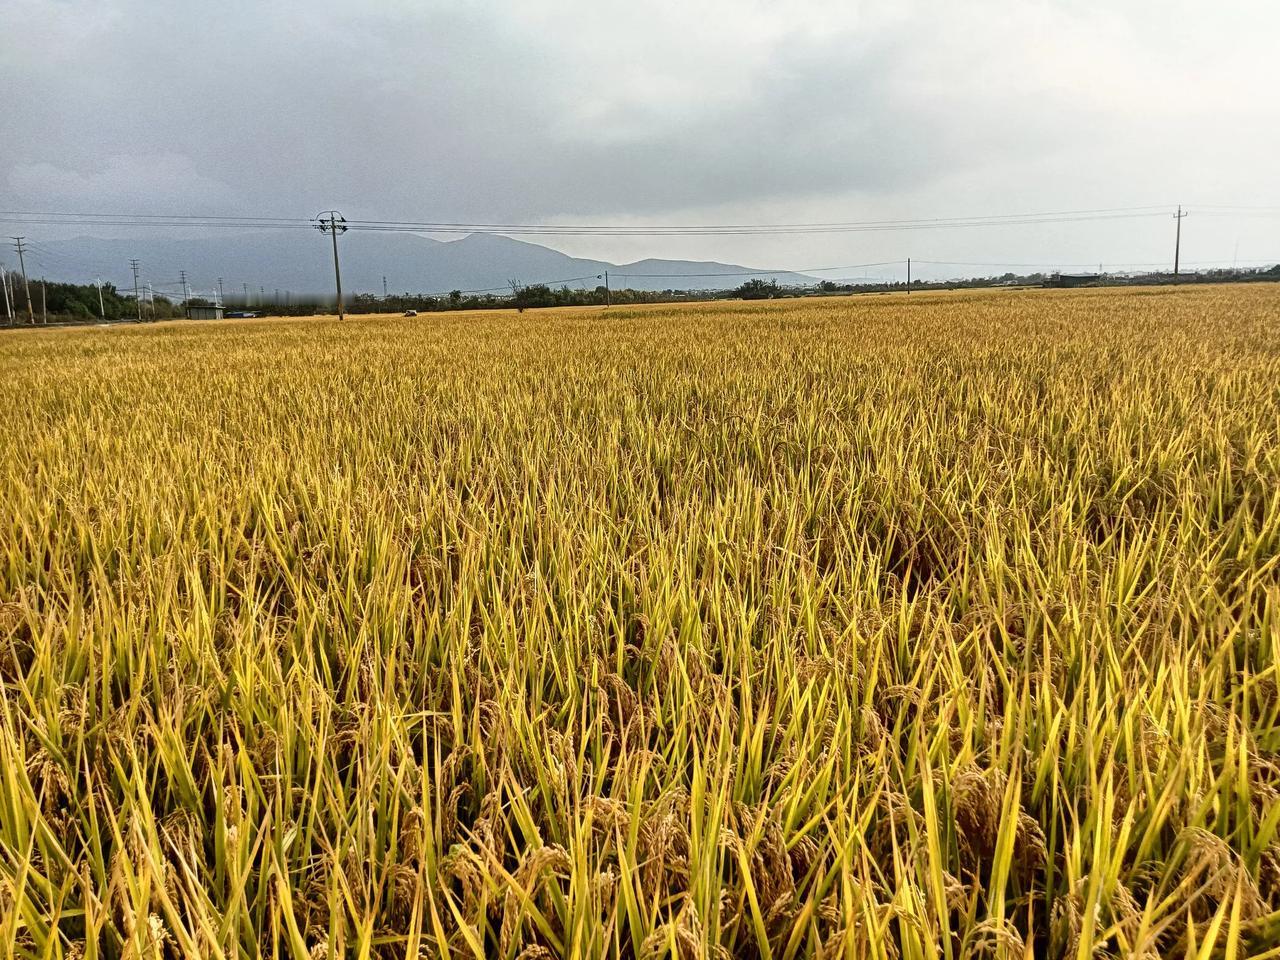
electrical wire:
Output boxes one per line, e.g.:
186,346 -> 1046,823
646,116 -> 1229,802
4,202 -> 1279,239
7,203 -> 1278,293
0,205 -> 1179,237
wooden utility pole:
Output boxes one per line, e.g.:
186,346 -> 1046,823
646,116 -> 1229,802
41,277 -> 46,323
1,266 -> 11,321
11,238 -> 34,323
1173,205 -> 1187,281
315,211 -> 348,319
907,258 -> 911,294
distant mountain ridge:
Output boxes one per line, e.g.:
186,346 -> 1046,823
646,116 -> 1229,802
35,231 -> 819,299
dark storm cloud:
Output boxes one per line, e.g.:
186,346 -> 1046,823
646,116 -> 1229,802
3,0 -> 1278,268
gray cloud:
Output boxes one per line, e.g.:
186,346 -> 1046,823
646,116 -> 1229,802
3,0 -> 1278,271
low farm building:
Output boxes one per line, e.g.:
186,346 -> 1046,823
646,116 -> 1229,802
1044,273 -> 1101,288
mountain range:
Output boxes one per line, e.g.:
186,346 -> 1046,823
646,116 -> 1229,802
31,232 -> 820,300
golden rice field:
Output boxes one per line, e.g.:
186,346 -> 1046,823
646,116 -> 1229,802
2,284 -> 1280,959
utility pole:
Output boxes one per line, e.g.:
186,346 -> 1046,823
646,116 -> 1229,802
1,266 -> 10,322
1173,205 -> 1187,281
130,259 -> 142,321
179,270 -> 190,315
605,270 -> 610,307
96,278 -> 105,321
907,258 -> 911,294
147,283 -> 155,320
217,277 -> 225,306
315,211 -> 348,319
41,277 -> 46,323
383,275 -> 388,299
12,238 -> 34,324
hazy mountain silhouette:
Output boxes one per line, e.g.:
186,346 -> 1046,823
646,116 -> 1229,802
37,231 -> 819,300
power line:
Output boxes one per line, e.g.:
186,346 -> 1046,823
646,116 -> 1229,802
336,211 -> 1174,236
0,204 -> 1185,237
1196,211 -> 1280,219
2,203 -> 1185,221
1190,203 -> 1280,213
0,210 -> 313,224
915,256 -> 1279,269
914,258 -> 1104,268
6,201 -> 1280,242
18,240 -> 136,285
340,206 -> 1179,234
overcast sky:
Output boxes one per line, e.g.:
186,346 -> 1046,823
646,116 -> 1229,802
4,0 -> 1279,277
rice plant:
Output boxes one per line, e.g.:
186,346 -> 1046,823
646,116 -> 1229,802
1,284 -> 1279,958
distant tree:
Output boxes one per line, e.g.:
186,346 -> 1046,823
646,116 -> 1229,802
513,284 -> 555,310
31,279 -> 137,321
735,278 -> 780,300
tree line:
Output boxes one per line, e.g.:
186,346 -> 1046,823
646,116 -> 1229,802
8,264 -> 1280,326
344,284 -> 708,314
1,277 -> 184,324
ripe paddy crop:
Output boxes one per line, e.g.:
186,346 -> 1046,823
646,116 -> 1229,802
1,285 -> 1279,958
